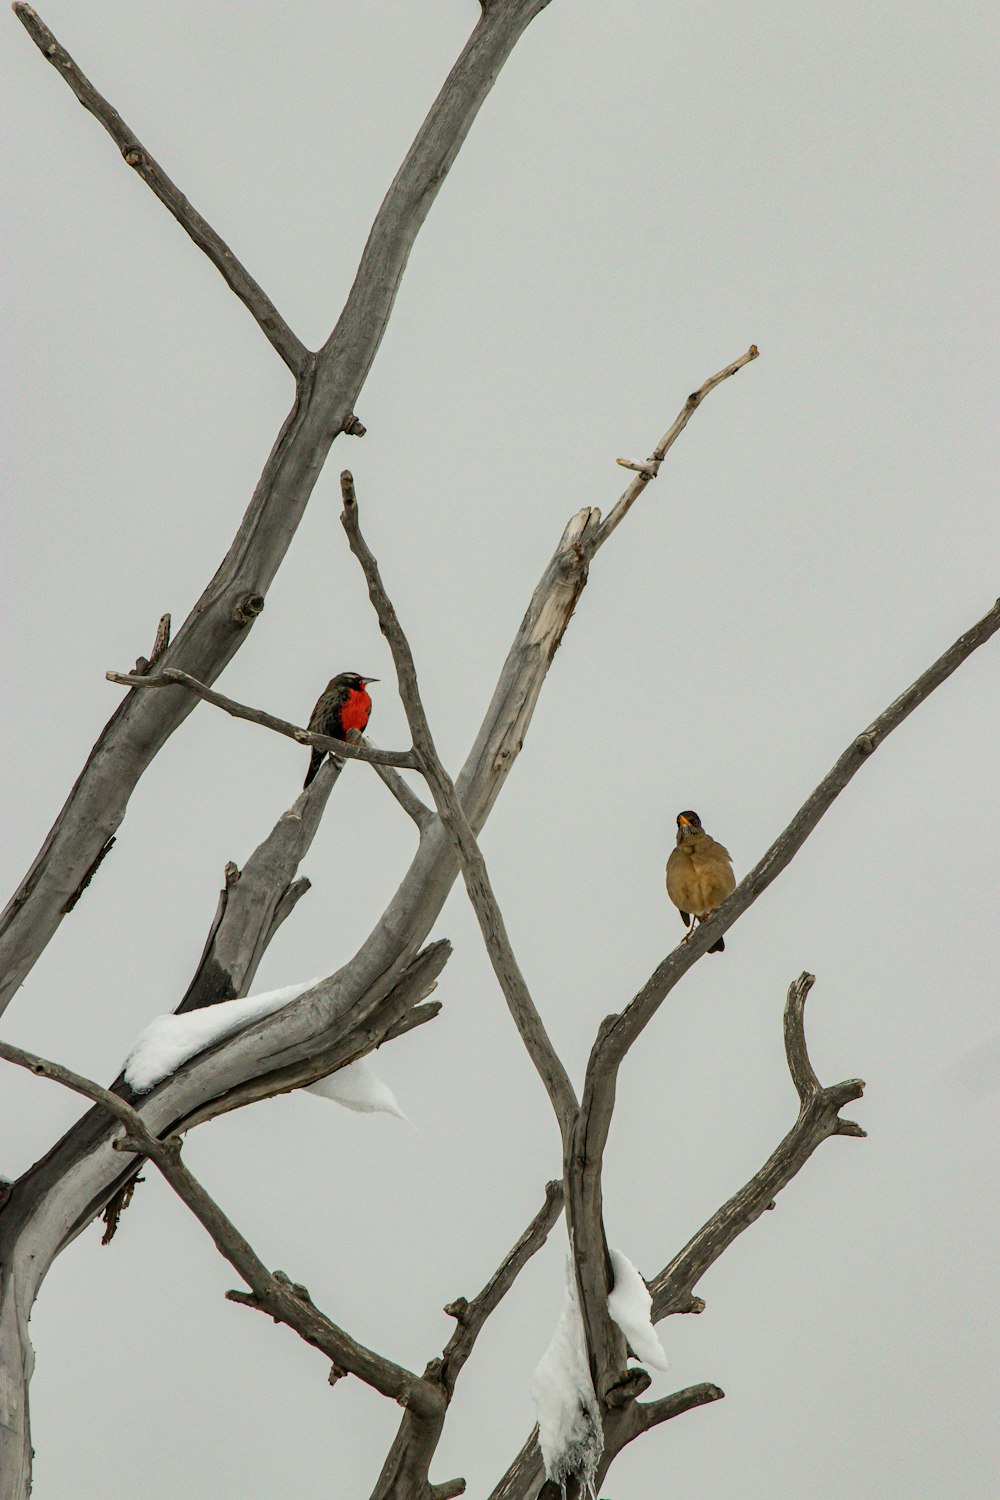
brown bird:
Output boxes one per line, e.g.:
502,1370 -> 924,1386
303,672 -> 377,788
665,810 -> 736,953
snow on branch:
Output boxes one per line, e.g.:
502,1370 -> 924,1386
306,1057 -> 408,1120
606,1250 -> 668,1372
530,1255 -> 603,1496
123,980 -> 321,1092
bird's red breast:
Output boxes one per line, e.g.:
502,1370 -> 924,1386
340,685 -> 372,735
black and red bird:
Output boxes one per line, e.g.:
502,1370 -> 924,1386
303,672 -> 377,788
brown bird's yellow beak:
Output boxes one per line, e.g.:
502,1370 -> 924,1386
677,813 -> 692,826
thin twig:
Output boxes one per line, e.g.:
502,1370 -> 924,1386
365,743 -> 434,829
441,1181 -> 564,1394
0,1038 -> 441,1416
603,593 -> 1000,1071
587,346 -> 759,555
106,668 -> 419,770
340,473 -> 578,1139
12,6 -> 309,377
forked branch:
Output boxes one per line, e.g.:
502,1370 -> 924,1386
587,345 -> 759,554
0,1039 -> 442,1417
568,596 -> 1000,1395
441,1179 -> 565,1393
371,1182 -> 566,1500
649,973 -> 865,1319
1,0 -> 551,1019
341,472 -> 580,1141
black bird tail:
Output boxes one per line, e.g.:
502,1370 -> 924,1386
708,935 -> 725,954
303,749 -> 324,789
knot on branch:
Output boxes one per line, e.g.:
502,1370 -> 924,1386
233,591 -> 265,625
121,145 -> 146,169
343,414 -> 367,437
443,1296 -> 470,1322
273,1269 -> 312,1303
854,732 -> 876,756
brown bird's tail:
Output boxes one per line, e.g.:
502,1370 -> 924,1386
708,935 -> 725,954
303,749 -> 324,789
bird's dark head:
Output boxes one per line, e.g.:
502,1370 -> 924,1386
336,673 -> 379,692
676,810 -> 703,839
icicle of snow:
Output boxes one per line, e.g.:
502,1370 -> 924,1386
123,979 -> 321,1092
530,1256 -> 603,1496
607,1248 -> 668,1371
305,1057 -> 408,1120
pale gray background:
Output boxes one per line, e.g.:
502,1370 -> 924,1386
3,3 -> 998,1497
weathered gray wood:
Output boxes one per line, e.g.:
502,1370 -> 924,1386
342,472 -> 581,1138
0,0 -> 552,1016
649,975 -> 866,1320
0,506 -> 590,1495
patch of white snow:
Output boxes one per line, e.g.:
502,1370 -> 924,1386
607,1248 -> 668,1371
305,1056 -> 408,1120
530,1256 -> 603,1496
123,979 -> 320,1092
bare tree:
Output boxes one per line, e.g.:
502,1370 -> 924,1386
3,7 -> 997,1499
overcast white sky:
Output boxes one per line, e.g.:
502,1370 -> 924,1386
3,3 -> 998,1496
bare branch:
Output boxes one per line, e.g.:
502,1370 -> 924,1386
365,744 -> 435,829
12,6 -> 309,375
0,1041 -> 143,1130
587,346 -> 759,555
603,594 -> 1000,1070
371,1184 -> 564,1500
0,495 -> 600,1484
40,761 -> 345,1247
649,974 -> 864,1319
106,668 -> 419,770
634,1383 -> 725,1432
179,760 -> 342,1015
1,0 -> 551,1017
341,473 -> 579,1139
563,595 -> 1000,1386
0,1039 -> 442,1416
441,1181 -> 564,1393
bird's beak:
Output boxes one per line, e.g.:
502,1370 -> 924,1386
362,677 -> 379,685
678,814 -> 691,826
